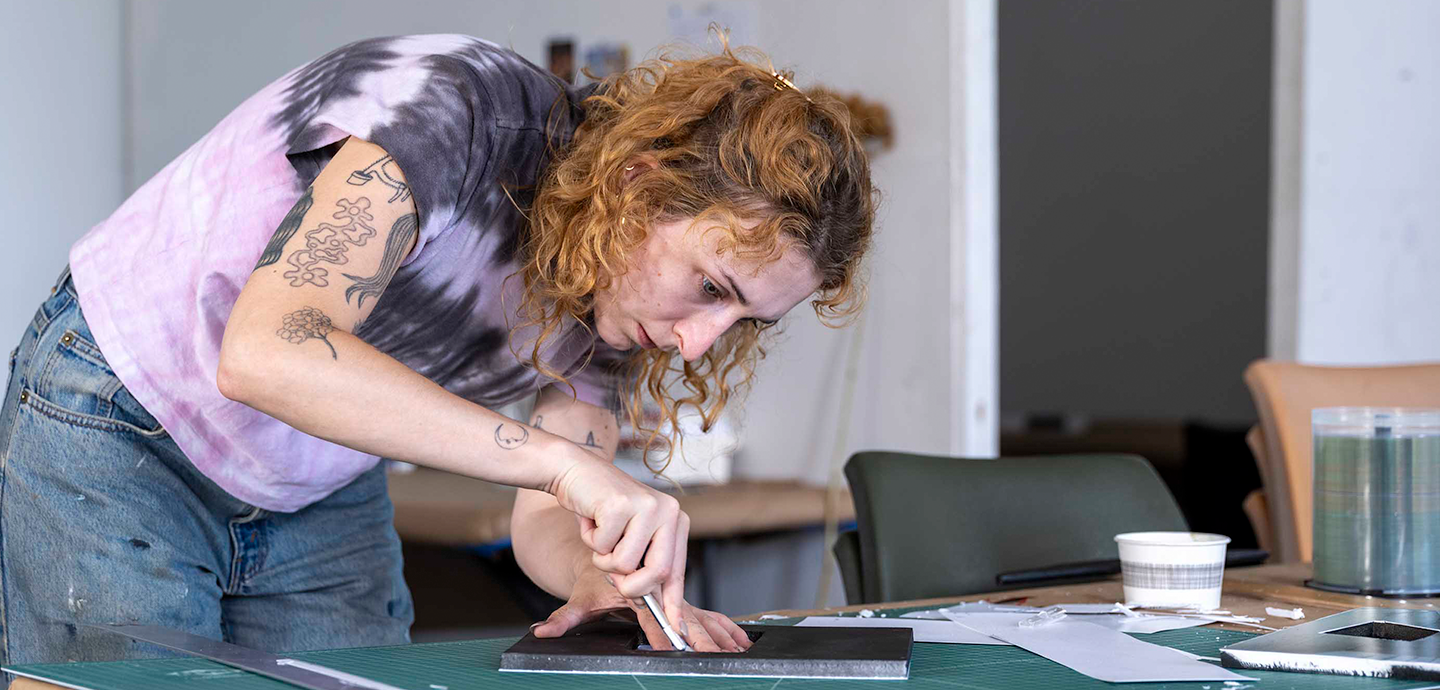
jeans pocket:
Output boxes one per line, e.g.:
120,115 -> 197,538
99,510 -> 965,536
28,327 -> 165,437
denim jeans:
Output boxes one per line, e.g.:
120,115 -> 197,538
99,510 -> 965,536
0,267 -> 412,667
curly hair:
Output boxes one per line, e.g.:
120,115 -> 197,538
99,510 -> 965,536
518,37 -> 877,471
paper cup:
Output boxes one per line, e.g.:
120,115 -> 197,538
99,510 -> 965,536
1114,532 -> 1230,609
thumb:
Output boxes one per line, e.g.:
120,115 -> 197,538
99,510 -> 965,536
532,602 -> 590,639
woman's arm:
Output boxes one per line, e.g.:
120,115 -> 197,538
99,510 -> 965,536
513,386 -> 751,653
218,138 -> 682,593
512,385 -> 628,595
219,137 -> 566,490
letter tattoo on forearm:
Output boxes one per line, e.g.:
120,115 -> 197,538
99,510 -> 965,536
276,307 -> 338,359
282,197 -> 377,287
495,423 -> 530,450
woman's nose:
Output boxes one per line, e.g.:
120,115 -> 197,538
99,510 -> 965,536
675,314 -> 732,362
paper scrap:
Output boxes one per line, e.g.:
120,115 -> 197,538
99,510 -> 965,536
902,601 -> 1040,619
942,612 -> 1258,683
1266,606 -> 1305,620
794,616 -> 1007,645
274,659 -> 405,690
857,608 -> 876,618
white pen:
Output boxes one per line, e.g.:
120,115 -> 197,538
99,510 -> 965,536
641,593 -> 692,651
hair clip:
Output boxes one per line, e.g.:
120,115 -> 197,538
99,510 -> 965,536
772,70 -> 814,103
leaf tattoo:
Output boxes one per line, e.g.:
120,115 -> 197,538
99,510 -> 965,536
276,307 -> 338,359
343,213 -> 417,310
254,187 -> 314,270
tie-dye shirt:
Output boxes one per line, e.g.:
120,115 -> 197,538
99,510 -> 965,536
68,35 -> 624,512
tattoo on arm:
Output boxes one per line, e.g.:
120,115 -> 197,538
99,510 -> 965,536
276,307 -> 338,359
495,423 -> 530,450
347,155 -> 412,203
582,431 -> 602,449
342,213 -> 417,310
283,197 -> 377,288
530,415 -> 544,429
254,187 -> 314,270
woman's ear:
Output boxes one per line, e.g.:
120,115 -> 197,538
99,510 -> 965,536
621,156 -> 658,184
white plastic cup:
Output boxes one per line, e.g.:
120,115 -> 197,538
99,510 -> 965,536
1114,532 -> 1231,610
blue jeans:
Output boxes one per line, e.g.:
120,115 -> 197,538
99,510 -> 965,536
0,267 -> 412,667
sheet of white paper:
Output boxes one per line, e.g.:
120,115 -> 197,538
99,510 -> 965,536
903,604 -> 1209,635
1086,614 -> 1210,634
794,616 -> 1009,645
942,612 -> 1258,683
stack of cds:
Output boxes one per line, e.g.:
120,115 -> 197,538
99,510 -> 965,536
1310,407 -> 1440,597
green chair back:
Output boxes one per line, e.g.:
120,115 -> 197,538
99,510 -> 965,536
841,452 -> 1187,604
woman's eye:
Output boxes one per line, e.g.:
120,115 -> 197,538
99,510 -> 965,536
701,276 -> 724,299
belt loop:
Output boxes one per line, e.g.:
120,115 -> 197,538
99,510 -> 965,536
51,264 -> 72,295
232,506 -> 266,524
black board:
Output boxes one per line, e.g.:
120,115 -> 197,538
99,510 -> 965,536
499,621 -> 913,679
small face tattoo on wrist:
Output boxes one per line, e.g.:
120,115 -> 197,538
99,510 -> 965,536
495,422 -> 530,450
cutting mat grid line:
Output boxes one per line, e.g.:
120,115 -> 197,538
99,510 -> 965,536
11,628 -> 1440,690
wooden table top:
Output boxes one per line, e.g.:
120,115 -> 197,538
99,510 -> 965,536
388,468 -> 855,546
743,562 -> 1440,632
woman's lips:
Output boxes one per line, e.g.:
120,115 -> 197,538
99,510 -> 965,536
636,323 -> 657,349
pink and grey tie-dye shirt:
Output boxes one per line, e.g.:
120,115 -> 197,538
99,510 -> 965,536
68,35 -> 625,512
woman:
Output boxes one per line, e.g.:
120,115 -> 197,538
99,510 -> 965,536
0,33 -> 873,664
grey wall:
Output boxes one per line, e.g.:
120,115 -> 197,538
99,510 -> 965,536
998,0 -> 1272,425
0,0 -> 124,367
1284,0 -> 1440,365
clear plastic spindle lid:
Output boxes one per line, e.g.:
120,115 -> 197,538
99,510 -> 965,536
1312,407 -> 1440,438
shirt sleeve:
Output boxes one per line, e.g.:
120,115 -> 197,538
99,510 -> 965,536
270,36 -> 497,268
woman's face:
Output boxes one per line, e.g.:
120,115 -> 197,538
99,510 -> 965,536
592,217 -> 822,362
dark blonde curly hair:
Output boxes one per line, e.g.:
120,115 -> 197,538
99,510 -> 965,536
518,37 -> 876,470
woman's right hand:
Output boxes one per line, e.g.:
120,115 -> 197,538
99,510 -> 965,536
546,450 -> 688,604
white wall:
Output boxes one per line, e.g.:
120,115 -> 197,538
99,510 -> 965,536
1272,0 -> 1440,365
0,0 -> 124,361
122,0 -> 995,484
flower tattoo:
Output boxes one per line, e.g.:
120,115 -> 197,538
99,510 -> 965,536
277,307 -> 337,359
282,197 -> 377,288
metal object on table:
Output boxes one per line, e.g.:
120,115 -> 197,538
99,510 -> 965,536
1310,407 -> 1440,597
80,625 -> 402,690
1220,607 -> 1440,680
499,620 -> 913,679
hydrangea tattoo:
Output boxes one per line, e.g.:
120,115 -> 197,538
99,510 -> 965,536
277,307 -> 337,359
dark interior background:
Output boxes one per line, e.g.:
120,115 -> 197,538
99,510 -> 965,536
998,0 -> 1274,547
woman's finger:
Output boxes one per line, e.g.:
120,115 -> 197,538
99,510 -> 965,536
610,518 -> 676,598
661,511 -> 691,630
532,601 -> 589,639
713,611 -> 754,650
629,598 -> 675,650
696,611 -> 741,652
581,510 -> 628,558
679,608 -> 723,652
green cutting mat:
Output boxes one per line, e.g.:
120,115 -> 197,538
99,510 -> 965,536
9,624 -> 1440,690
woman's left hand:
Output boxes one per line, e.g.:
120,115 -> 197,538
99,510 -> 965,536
531,566 -> 754,653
